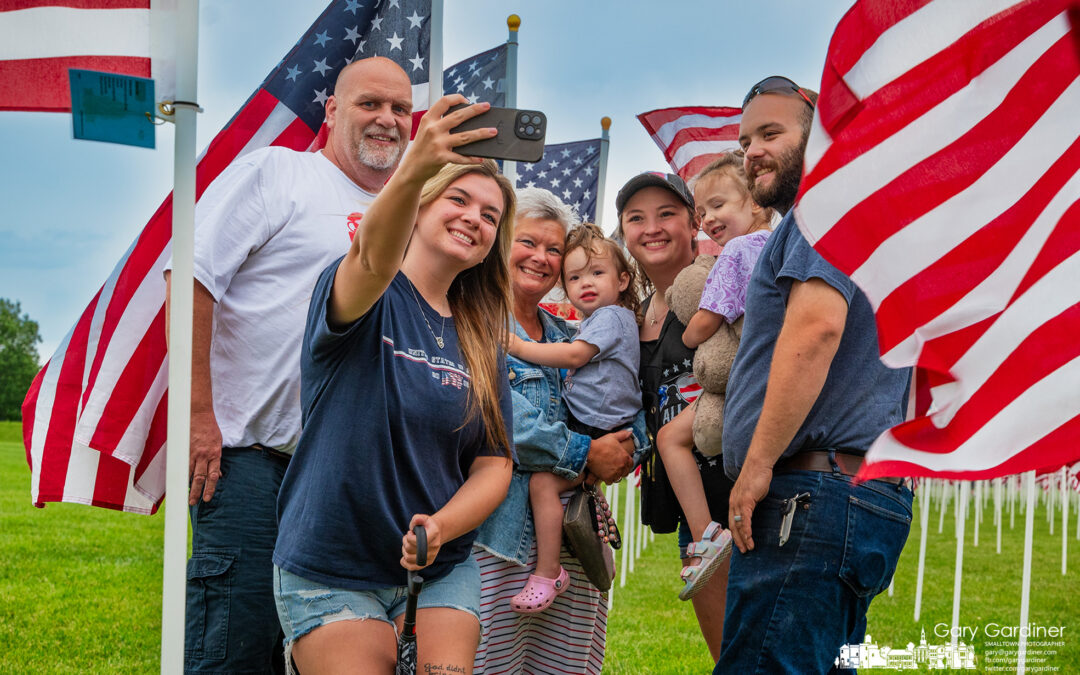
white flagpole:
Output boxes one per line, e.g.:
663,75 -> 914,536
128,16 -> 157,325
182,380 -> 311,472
428,0 -> 444,105
1011,474 -> 1017,529
950,481 -> 969,651
605,481 -> 616,610
996,477 -> 1003,554
914,480 -> 930,621
596,116 -> 611,230
974,480 -> 981,547
162,1 -> 199,672
1049,475 -> 1055,534
618,481 -> 630,587
954,481 -> 962,539
622,479 -> 630,583
1018,470 -> 1037,675
939,479 -> 949,534
503,14 -> 519,185
625,475 -> 636,574
1061,467 -> 1068,575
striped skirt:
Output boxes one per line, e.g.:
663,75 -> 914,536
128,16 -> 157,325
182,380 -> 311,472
472,540 -> 607,674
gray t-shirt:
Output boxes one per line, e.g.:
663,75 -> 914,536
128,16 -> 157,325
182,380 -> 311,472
564,305 -> 642,430
723,212 -> 911,480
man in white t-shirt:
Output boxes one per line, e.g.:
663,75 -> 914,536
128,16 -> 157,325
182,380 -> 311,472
165,56 -> 413,674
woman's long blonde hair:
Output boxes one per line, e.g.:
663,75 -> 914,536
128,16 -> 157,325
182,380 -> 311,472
418,160 -> 516,457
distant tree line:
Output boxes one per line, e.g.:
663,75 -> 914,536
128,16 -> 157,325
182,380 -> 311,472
0,298 -> 41,421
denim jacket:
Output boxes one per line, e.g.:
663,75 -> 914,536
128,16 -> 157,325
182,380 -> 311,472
474,308 -> 648,565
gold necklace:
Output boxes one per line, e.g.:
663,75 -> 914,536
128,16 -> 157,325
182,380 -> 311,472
648,299 -> 664,326
407,278 -> 447,349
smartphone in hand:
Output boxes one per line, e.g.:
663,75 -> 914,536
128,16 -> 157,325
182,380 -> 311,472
448,104 -> 547,162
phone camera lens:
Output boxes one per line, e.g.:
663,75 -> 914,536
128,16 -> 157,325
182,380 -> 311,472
525,125 -> 534,135
519,113 -> 530,124
531,115 -> 542,125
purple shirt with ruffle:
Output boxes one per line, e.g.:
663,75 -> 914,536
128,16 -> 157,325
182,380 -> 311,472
698,229 -> 772,323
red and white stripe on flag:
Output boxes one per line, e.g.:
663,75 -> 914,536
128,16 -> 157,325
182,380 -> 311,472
637,106 -> 742,181
794,0 -> 1080,481
21,0 -> 433,513
0,0 -> 151,112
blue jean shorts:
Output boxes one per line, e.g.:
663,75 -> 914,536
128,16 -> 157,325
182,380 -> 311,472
273,554 -> 481,646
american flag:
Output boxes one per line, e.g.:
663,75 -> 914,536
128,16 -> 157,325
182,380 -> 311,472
637,106 -> 742,181
443,44 -> 507,106
793,0 -> 1080,481
22,0 -> 433,513
0,0 -> 151,112
515,140 -> 603,222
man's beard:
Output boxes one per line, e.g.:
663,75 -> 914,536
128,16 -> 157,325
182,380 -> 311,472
748,138 -> 807,213
355,125 -> 404,171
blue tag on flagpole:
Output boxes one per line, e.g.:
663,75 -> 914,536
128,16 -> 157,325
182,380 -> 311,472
69,70 -> 156,149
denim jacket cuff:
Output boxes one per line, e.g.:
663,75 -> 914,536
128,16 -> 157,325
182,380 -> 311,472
552,431 -> 591,481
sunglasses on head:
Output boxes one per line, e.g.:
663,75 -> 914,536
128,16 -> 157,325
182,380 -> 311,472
742,75 -> 815,110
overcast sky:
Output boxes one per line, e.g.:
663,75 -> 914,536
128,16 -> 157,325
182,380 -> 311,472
0,0 -> 853,360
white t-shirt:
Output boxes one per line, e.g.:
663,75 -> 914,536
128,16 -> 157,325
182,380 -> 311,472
177,147 -> 377,453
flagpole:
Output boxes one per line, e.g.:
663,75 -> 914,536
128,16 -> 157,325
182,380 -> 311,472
428,0 -> 444,105
996,477 -> 1003,554
974,480 -> 981,547
1018,470 -> 1036,675
596,116 -> 610,230
162,0 -> 199,672
1061,466 -> 1068,575
950,480 -> 969,652
913,480 -> 930,621
503,14 -> 519,186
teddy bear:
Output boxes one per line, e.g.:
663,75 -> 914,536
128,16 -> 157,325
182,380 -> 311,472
664,254 -> 743,457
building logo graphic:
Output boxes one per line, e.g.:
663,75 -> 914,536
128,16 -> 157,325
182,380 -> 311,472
835,629 -> 977,670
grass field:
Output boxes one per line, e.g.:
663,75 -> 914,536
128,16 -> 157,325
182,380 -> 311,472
2,420 -> 1077,673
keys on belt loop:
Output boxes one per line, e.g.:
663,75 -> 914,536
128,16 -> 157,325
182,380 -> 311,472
779,492 -> 811,547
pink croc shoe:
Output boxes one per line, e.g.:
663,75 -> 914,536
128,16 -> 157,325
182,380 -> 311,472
510,567 -> 569,614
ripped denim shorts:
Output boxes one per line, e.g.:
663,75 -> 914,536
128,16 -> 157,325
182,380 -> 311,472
272,555 -> 481,647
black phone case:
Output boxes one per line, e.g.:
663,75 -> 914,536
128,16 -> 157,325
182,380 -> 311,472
448,105 -> 547,163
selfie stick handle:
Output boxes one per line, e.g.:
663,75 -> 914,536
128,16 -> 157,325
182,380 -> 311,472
503,14 -> 521,185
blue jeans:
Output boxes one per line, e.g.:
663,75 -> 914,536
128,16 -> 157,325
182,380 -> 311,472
185,446 -> 290,674
717,469 -> 913,674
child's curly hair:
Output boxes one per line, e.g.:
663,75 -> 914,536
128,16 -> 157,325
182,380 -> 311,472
563,223 -> 642,324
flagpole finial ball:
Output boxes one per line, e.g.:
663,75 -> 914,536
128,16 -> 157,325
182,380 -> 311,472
601,116 -> 612,130
507,14 -> 521,31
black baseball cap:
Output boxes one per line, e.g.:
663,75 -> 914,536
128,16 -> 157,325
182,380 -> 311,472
615,171 -> 695,217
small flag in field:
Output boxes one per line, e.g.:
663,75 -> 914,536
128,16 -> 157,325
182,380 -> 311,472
443,44 -> 507,106
793,0 -> 1080,481
516,140 -> 602,222
21,0 -> 433,514
0,0 -> 151,112
637,106 -> 742,181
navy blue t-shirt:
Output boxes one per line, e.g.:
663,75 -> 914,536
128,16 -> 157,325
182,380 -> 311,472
274,261 -> 515,589
722,212 -> 910,480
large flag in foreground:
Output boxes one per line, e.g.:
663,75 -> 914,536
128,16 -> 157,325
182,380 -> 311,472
637,106 -> 742,181
794,0 -> 1080,480
0,0 -> 151,111
22,0 -> 433,513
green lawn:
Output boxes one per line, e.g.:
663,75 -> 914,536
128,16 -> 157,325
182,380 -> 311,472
2,420 -> 1077,673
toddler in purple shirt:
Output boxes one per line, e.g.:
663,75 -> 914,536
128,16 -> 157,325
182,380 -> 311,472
657,153 -> 773,600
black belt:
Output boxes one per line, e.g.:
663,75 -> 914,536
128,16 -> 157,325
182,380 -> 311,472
775,450 -> 903,485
